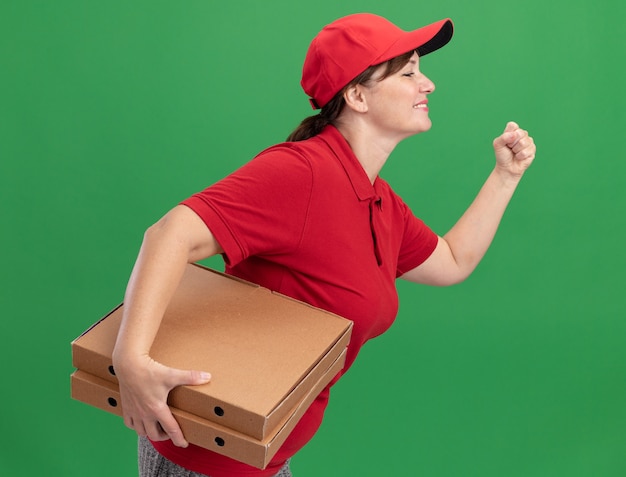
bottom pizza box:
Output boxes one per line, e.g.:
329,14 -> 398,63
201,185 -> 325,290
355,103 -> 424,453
71,347 -> 346,469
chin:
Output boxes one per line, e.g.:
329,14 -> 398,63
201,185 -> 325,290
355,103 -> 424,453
397,120 -> 432,141
412,121 -> 432,135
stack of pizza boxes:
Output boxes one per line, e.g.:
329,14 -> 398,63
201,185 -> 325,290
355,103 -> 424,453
71,263 -> 352,469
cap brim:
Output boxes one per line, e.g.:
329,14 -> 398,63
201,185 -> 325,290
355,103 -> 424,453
376,18 -> 453,64
417,18 -> 454,56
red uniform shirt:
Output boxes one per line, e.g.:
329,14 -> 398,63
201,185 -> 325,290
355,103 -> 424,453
153,125 -> 438,476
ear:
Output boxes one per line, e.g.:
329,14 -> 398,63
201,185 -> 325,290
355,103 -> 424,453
342,84 -> 368,113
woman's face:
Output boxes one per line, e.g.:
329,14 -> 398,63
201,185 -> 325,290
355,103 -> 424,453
361,52 -> 435,141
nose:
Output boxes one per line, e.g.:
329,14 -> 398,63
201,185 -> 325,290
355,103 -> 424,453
420,73 -> 435,94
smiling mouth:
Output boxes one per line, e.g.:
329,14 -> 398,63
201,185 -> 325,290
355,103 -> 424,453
413,104 -> 428,110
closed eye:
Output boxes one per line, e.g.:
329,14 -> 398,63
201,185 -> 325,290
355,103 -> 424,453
402,72 -> 415,77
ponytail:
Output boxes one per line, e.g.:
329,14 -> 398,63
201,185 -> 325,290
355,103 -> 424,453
286,93 -> 345,142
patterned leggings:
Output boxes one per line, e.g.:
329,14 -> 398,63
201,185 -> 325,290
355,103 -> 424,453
138,436 -> 292,477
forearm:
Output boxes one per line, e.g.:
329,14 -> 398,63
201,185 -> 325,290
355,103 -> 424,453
443,168 -> 520,279
112,206 -> 222,369
113,224 -> 191,368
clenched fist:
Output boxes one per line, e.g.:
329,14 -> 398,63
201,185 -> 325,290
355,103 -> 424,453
493,121 -> 536,180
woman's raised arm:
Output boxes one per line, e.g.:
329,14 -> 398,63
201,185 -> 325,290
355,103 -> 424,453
401,122 -> 536,286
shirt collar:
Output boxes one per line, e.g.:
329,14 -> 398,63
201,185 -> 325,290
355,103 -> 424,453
316,125 -> 378,202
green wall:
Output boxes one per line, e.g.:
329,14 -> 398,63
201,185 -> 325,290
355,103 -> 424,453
2,0 -> 624,475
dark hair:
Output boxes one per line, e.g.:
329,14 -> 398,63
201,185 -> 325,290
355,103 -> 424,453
286,50 -> 416,142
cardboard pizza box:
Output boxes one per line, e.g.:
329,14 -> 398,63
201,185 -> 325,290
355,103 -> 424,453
71,263 -> 352,440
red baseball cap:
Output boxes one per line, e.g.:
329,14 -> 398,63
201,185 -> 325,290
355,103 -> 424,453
301,13 -> 454,109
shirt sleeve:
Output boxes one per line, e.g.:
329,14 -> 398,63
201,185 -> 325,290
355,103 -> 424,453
181,145 -> 314,267
395,201 -> 439,277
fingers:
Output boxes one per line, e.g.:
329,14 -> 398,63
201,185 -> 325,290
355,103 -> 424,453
154,368 -> 210,447
492,121 -> 536,175
124,416 -> 146,435
496,122 -> 535,155
158,416 -> 189,448
123,405 -> 188,447
496,121 -> 520,146
508,129 -> 527,151
504,121 -> 519,133
144,410 -> 188,447
493,123 -> 519,151
166,368 -> 211,388
142,418 -> 169,442
118,364 -> 210,448
508,128 -> 535,161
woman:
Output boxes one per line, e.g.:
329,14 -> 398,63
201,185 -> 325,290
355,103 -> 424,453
112,13 -> 536,477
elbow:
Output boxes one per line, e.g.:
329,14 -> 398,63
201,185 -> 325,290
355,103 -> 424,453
445,248 -> 477,286
449,260 -> 476,286
446,272 -> 471,287
141,218 -> 169,249
430,272 -> 470,287
144,217 -> 167,240
140,213 -> 189,258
